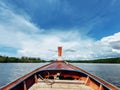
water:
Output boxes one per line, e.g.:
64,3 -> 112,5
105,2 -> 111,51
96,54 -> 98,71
0,63 -> 120,88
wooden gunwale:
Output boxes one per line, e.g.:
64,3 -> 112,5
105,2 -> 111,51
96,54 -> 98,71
67,63 -> 119,90
0,62 -> 53,90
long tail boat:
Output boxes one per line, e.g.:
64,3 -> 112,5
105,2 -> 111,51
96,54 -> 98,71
1,46 -> 119,90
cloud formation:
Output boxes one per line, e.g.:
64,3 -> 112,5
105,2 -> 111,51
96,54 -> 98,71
101,32 -> 120,54
0,0 -> 120,60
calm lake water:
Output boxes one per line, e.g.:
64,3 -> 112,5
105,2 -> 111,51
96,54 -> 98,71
0,63 -> 120,88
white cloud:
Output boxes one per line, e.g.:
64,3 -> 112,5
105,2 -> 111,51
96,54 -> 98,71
0,1 -> 41,44
0,1 -> 120,60
100,32 -> 120,54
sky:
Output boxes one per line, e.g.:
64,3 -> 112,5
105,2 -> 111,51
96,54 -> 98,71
0,0 -> 120,60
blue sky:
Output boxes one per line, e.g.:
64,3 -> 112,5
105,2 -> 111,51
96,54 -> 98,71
0,0 -> 120,60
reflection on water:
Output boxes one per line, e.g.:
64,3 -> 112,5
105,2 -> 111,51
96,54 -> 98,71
0,63 -> 120,88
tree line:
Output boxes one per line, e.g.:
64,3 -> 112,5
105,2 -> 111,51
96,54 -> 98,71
0,55 -> 120,63
66,57 -> 120,63
0,55 -> 46,63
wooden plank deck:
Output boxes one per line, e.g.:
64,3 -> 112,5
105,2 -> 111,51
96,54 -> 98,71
29,79 -> 93,90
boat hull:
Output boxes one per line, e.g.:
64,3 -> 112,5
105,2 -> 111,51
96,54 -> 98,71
0,61 -> 119,90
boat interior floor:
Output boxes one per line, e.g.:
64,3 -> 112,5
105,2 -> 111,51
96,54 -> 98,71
29,79 -> 93,90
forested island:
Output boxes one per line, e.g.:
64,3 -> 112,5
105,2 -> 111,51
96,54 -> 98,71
0,56 -> 46,63
0,55 -> 120,63
66,58 -> 120,63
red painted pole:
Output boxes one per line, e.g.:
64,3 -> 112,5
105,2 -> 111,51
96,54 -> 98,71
58,46 -> 62,57
57,46 -> 62,61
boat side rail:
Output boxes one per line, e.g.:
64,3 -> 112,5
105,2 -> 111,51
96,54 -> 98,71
68,63 -> 119,90
0,63 -> 53,90
72,69 -> 112,90
8,73 -> 36,90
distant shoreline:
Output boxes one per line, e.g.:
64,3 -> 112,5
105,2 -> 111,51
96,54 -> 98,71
0,55 -> 120,63
66,58 -> 120,63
